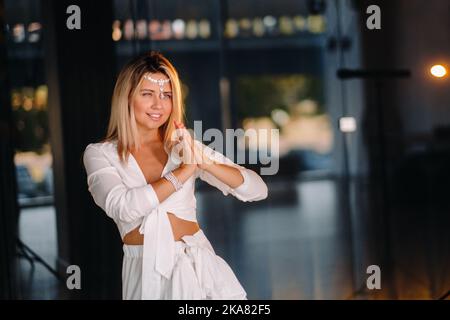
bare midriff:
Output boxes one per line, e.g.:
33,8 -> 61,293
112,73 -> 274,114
122,212 -> 200,245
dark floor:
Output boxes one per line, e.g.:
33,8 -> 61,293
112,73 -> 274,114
16,206 -> 59,300
15,176 -> 450,300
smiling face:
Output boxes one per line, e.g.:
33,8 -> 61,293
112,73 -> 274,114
132,72 -> 173,134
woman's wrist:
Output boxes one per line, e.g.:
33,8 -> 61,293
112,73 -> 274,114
163,171 -> 183,191
173,163 -> 196,183
195,146 -> 215,171
198,161 -> 214,172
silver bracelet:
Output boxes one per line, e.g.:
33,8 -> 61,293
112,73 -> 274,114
163,171 -> 183,191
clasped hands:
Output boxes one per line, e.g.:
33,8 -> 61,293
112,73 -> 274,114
172,120 -> 214,170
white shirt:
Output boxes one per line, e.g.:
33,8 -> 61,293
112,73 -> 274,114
83,139 -> 268,298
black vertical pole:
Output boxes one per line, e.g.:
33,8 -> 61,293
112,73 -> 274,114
217,0 -> 231,131
42,0 -> 119,299
0,0 -> 19,299
334,0 -> 357,298
373,79 -> 397,299
338,68 -> 410,298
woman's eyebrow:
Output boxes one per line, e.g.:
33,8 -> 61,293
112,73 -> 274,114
140,88 -> 172,93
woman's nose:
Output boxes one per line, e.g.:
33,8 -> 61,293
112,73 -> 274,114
151,101 -> 163,109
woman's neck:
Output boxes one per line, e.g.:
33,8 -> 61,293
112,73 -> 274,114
137,126 -> 162,145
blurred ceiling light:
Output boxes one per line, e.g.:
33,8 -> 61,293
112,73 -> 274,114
293,15 -> 307,32
430,64 -> 447,78
149,20 -> 169,40
263,15 -> 277,36
112,20 -> 122,41
252,17 -> 265,37
186,20 -> 198,39
123,19 -> 134,40
239,18 -> 252,37
160,20 -> 172,40
224,19 -> 238,38
35,85 -> 48,110
339,117 -> 357,133
13,24 -> 25,43
23,97 -> 33,111
136,20 -> 147,40
172,19 -> 185,39
27,22 -> 41,43
307,15 -> 326,34
149,20 -> 160,40
198,19 -> 211,39
11,90 -> 22,110
27,22 -> 41,32
263,15 -> 277,31
279,16 -> 294,35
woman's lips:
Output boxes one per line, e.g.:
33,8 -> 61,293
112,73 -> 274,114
146,113 -> 162,121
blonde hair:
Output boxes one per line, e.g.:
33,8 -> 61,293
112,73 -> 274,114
104,51 -> 185,163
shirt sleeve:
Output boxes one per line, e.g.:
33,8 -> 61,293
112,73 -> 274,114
83,144 -> 160,223
194,140 -> 268,202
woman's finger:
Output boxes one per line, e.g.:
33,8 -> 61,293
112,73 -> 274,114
173,122 -> 185,143
178,132 -> 195,165
174,120 -> 185,128
193,143 -> 204,166
181,127 -> 193,146
196,142 -> 215,167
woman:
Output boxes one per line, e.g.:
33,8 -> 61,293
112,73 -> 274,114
83,51 -> 268,300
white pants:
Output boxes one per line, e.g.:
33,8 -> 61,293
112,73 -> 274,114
122,229 -> 247,300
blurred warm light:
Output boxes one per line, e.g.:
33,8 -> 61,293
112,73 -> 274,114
112,20 -> 122,41
292,99 -> 318,116
279,16 -> 294,35
23,97 -> 33,111
239,18 -> 252,36
252,17 -> 264,37
27,22 -> 41,43
123,19 -> 134,40
13,24 -> 25,42
14,151 -> 53,183
224,19 -> 238,38
198,19 -> 211,39
430,64 -> 447,78
307,15 -> 326,34
271,109 -> 290,127
160,20 -> 172,40
293,15 -> 307,31
241,117 -> 277,152
136,20 -> 147,40
28,22 -> 41,33
35,85 -> 48,110
11,90 -> 22,110
186,20 -> 198,39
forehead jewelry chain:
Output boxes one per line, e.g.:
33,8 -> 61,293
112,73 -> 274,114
144,74 -> 171,99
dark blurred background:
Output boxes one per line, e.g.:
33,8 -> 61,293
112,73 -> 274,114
0,0 -> 449,299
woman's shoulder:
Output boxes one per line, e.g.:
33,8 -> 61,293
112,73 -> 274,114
85,139 -> 117,151
82,139 -> 122,172
83,139 -> 118,160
